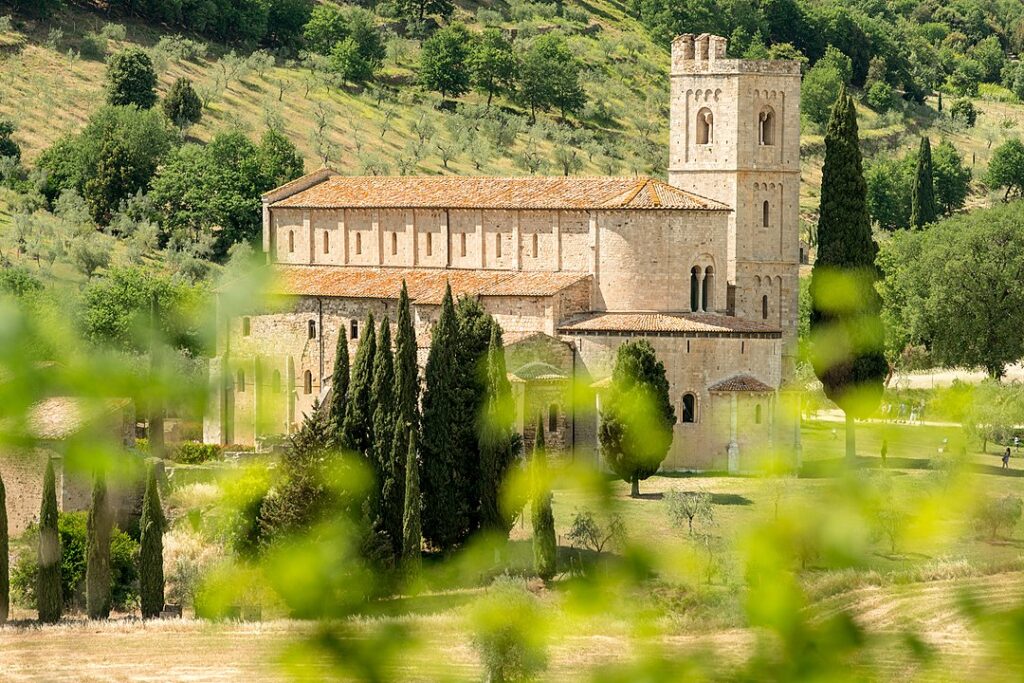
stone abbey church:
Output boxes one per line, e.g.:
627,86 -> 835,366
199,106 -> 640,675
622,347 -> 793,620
204,33 -> 803,472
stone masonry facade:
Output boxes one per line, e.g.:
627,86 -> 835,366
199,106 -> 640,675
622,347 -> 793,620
204,34 -> 802,473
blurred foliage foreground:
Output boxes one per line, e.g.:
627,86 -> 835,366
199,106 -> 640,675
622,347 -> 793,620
3,265 -> 1024,683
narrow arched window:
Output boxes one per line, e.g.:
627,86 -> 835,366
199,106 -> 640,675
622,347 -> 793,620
323,231 -> 330,253
759,108 -> 775,146
288,230 -> 295,253
495,233 -> 502,258
702,266 -> 714,312
690,266 -> 700,312
350,319 -> 359,340
682,393 -> 696,423
696,108 -> 714,145
303,370 -> 312,395
272,370 -> 281,393
237,369 -> 245,392
242,317 -> 251,336
762,200 -> 770,228
308,320 -> 317,340
548,404 -> 558,432
427,232 -> 433,256
460,232 -> 467,257
532,233 -> 538,258
391,232 -> 398,256
755,403 -> 763,424
355,232 -> 362,255
762,294 -> 769,320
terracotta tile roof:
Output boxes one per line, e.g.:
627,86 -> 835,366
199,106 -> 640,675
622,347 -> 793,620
510,361 -> 568,381
558,312 -> 781,335
261,167 -> 337,203
708,374 -> 776,393
270,265 -> 591,305
269,176 -> 729,211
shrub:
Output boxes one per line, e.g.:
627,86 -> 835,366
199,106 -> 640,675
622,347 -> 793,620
470,576 -> 548,682
12,512 -> 138,611
949,98 -> 977,127
162,527 -> 221,607
975,495 -> 1023,540
80,32 -> 107,60
174,442 -> 222,464
866,81 -> 897,113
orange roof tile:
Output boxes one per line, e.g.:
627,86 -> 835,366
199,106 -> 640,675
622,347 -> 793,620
558,312 -> 781,336
269,176 -> 729,211
270,265 -> 591,305
708,375 -> 776,393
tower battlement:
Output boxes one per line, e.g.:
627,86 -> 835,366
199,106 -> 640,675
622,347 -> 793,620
671,34 -> 802,76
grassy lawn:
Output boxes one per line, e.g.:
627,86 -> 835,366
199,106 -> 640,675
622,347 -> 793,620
4,418 -> 1024,681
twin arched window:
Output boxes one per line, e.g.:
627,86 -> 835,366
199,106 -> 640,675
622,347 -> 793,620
759,108 -> 776,146
696,108 -> 714,145
690,265 -> 715,312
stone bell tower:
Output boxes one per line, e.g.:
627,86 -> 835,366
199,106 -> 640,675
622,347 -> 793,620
667,33 -> 802,379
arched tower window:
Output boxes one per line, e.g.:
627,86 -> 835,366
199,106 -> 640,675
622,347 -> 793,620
681,393 -> 697,423
308,320 -> 317,340
690,266 -> 701,312
303,370 -> 313,395
759,108 -> 775,146
696,108 -> 714,145
288,230 -> 295,253
548,404 -> 558,432
762,200 -> 770,228
272,370 -> 281,393
755,403 -> 763,424
762,294 -> 769,320
236,369 -> 245,392
702,266 -> 714,312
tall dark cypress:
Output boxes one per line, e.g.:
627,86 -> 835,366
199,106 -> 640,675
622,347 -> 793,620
402,429 -> 421,573
343,313 -> 377,458
327,327 -> 350,448
809,89 -> 887,461
389,281 -> 419,556
371,317 -> 396,536
0,472 -> 8,624
139,466 -> 166,618
86,471 -> 113,619
478,325 -> 518,537
531,416 -> 556,581
37,459 -> 61,623
420,284 -> 463,551
910,136 -> 937,229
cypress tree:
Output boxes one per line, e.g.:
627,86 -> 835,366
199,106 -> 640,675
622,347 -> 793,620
402,429 -> 421,574
531,417 -> 556,581
372,317 -> 397,540
37,459 -> 61,623
328,327 -> 350,448
910,136 -> 938,229
0,472 -> 8,624
343,313 -> 377,458
86,471 -> 113,619
453,296 -> 499,536
139,466 -> 166,618
809,89 -> 887,462
421,284 -> 464,551
394,282 -> 420,434
478,325 -> 518,536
